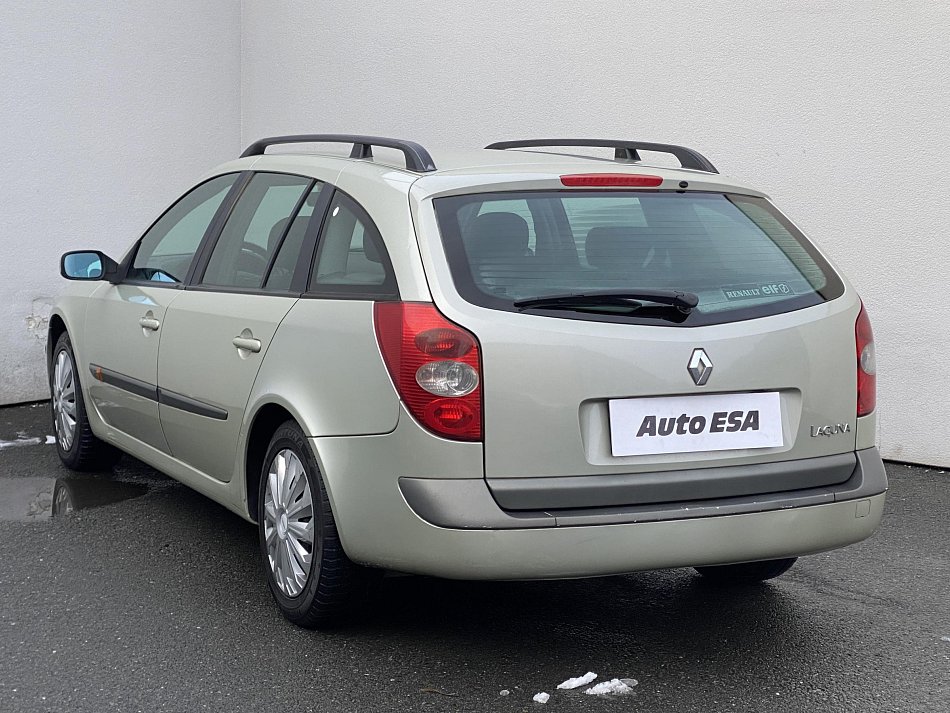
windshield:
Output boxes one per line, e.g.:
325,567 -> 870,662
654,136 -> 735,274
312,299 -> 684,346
432,191 -> 844,326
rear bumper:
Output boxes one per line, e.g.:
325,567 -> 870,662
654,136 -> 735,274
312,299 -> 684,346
314,426 -> 886,579
401,447 -> 887,528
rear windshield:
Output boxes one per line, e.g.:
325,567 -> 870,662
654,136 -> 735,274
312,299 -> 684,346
432,191 -> 844,326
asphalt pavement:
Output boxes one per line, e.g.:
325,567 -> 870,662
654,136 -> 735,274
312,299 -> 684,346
0,402 -> 948,712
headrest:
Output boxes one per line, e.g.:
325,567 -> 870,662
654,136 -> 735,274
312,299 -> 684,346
268,217 -> 291,253
464,212 -> 529,260
585,226 -> 654,269
363,234 -> 381,263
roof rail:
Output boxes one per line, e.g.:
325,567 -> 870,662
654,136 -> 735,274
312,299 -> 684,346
485,139 -> 718,174
240,134 -> 437,173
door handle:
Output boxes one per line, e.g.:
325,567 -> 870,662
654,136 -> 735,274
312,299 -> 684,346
232,336 -> 262,353
139,316 -> 161,331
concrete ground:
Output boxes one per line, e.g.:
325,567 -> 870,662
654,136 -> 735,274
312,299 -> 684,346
0,402 -> 947,712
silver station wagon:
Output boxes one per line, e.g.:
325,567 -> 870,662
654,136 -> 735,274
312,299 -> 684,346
50,135 -> 885,627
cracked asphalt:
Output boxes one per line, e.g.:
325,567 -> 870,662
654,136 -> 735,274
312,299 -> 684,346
0,402 -> 948,712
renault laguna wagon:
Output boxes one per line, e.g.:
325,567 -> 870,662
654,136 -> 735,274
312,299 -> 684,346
50,135 -> 885,627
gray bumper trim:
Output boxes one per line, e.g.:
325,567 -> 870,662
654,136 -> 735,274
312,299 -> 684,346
488,452 -> 857,511
399,448 -> 887,530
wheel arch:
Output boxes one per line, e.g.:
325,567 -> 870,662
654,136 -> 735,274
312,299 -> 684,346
243,397 -> 329,524
47,312 -> 69,367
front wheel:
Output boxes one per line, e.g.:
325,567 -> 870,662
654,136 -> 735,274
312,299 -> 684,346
258,421 -> 373,628
50,332 -> 120,471
694,557 -> 797,584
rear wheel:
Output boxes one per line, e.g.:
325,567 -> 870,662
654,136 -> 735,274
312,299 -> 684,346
50,332 -> 120,471
694,557 -> 797,583
258,420 -> 372,628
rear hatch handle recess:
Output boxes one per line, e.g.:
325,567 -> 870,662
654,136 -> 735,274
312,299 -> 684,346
513,289 -> 699,314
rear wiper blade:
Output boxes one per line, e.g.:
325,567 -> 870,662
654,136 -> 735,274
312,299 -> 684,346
513,289 -> 699,313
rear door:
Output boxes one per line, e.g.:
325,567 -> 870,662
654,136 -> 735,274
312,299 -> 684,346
82,173 -> 240,451
428,189 -> 857,484
156,174 -> 327,482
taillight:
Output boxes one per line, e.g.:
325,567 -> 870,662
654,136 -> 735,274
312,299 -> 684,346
856,302 -> 876,417
374,302 -> 482,441
560,174 -> 664,187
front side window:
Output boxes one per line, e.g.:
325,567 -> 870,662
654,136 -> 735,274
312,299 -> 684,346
128,173 -> 238,283
433,191 -> 844,326
201,173 -> 312,289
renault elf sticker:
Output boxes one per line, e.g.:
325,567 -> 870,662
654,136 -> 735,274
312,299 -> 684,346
721,282 -> 795,301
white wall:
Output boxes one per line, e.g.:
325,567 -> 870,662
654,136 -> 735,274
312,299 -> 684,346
3,2 -> 948,466
0,1 -> 241,403
241,1 -> 950,466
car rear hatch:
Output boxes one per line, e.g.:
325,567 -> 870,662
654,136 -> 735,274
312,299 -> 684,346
413,172 -> 860,511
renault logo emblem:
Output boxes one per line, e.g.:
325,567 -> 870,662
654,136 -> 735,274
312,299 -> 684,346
688,348 -> 713,386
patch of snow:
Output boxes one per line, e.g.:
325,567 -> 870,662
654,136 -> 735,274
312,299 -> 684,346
557,672 -> 597,690
499,690 -> 509,696
0,437 -> 43,450
45,435 -> 56,445
585,678 -> 635,696
532,692 -> 550,704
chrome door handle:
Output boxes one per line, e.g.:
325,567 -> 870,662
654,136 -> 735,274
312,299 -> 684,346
232,336 -> 262,353
139,316 -> 161,331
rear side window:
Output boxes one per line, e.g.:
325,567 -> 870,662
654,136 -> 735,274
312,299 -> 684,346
264,182 -> 324,291
201,173 -> 312,289
433,191 -> 844,326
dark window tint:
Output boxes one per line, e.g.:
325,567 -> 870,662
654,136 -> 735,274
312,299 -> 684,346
129,174 -> 238,283
433,191 -> 844,326
310,192 -> 397,296
264,182 -> 323,291
201,173 -> 312,289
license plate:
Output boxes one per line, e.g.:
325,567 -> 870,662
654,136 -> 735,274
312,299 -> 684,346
608,392 -> 783,457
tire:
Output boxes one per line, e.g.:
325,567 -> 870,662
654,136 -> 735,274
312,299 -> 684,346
49,332 -> 120,471
694,557 -> 797,584
258,420 -> 373,628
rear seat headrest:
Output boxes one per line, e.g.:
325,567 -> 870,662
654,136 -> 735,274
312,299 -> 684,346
464,212 -> 529,260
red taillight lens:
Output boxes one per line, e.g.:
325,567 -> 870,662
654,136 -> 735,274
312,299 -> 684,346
374,302 -> 482,441
856,302 -> 876,417
560,173 -> 664,187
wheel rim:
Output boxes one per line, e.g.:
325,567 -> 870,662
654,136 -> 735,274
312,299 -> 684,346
52,350 -> 77,452
263,449 -> 314,597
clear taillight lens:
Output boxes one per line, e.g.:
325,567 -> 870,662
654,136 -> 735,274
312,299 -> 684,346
374,302 -> 482,441
856,302 -> 876,417
416,361 -> 479,397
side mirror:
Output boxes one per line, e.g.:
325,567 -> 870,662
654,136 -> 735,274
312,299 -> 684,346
60,251 -> 119,282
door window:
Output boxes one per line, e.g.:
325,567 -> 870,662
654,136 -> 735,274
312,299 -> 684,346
263,182 -> 324,292
201,173 -> 312,289
129,173 -> 238,284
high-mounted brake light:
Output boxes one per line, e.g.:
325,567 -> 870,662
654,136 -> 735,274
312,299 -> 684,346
855,302 -> 876,417
374,302 -> 482,441
560,173 -> 664,188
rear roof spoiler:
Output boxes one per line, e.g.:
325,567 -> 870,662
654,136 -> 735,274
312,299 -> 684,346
240,134 -> 438,173
485,139 -> 718,173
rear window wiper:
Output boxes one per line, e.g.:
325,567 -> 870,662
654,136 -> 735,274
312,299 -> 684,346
513,289 -> 699,313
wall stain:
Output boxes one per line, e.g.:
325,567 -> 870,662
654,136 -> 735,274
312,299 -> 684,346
25,297 -> 53,341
